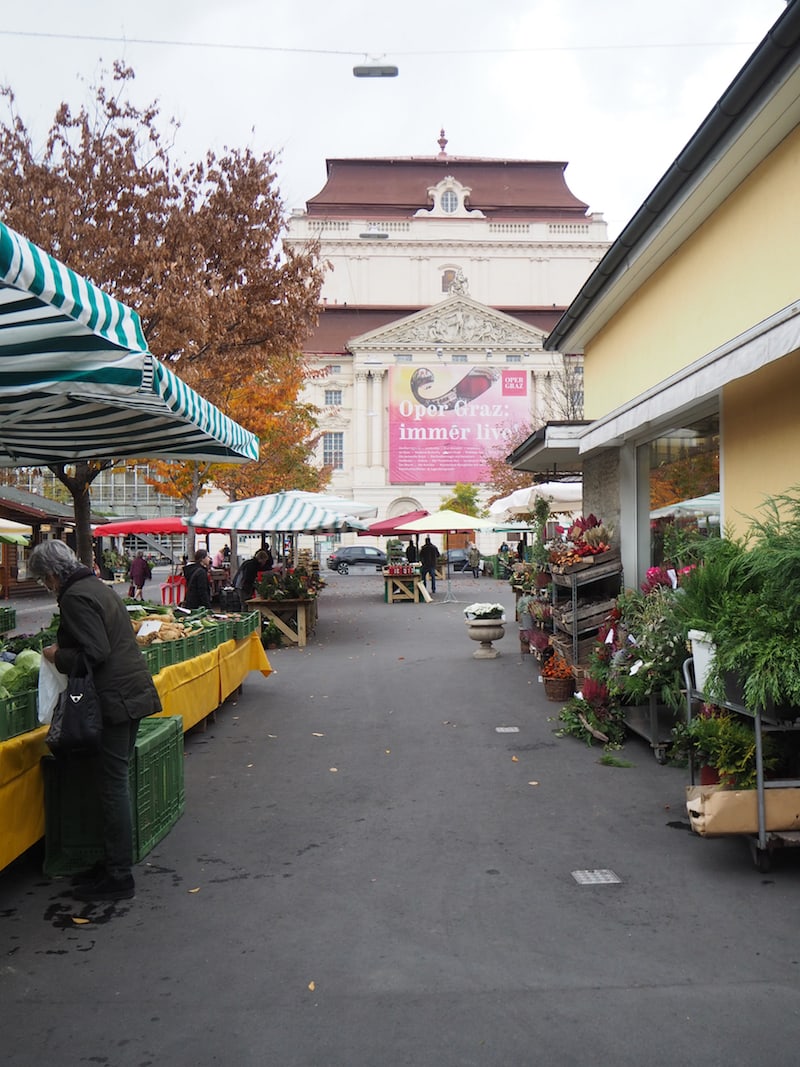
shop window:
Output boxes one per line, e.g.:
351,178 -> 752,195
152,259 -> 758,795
644,413 -> 720,567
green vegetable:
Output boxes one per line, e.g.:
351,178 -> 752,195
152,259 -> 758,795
0,661 -> 15,681
14,649 -> 42,674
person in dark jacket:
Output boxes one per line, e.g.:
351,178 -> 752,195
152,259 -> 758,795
29,540 -> 162,902
128,550 -> 150,600
419,536 -> 440,594
237,549 -> 270,601
183,549 -> 212,610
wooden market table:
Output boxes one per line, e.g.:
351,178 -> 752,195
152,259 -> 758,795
382,569 -> 432,604
0,631 -> 271,872
247,597 -> 318,649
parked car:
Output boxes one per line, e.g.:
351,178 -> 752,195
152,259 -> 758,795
444,548 -> 470,572
326,545 -> 387,574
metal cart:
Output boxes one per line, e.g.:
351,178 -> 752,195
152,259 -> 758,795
683,656 -> 800,871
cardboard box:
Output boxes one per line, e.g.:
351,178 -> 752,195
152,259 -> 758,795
686,784 -> 800,836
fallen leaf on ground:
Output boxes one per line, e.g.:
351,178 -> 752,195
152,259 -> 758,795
188,887 -> 201,893
308,981 -> 316,991
528,781 -> 540,786
385,749 -> 391,754
329,767 -> 338,773
511,756 -> 519,762
312,732 -> 325,737
71,916 -> 91,925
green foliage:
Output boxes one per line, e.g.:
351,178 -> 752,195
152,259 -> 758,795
670,709 -> 780,789
607,586 -> 687,710
439,483 -> 485,517
556,695 -> 627,748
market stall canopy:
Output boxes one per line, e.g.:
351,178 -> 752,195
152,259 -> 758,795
0,221 -> 259,466
284,491 -> 377,519
191,492 -> 368,533
488,481 -> 583,519
650,493 -> 721,521
358,510 -> 430,537
0,517 -> 31,545
94,516 -> 217,537
393,509 -> 498,534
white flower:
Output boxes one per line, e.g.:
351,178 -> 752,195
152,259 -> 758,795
464,602 -> 505,619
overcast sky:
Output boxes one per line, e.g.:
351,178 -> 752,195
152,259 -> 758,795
0,1 -> 789,239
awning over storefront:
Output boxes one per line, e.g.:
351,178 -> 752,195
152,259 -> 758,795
0,220 -> 259,466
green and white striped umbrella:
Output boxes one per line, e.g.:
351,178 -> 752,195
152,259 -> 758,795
192,492 -> 367,533
0,220 -> 259,466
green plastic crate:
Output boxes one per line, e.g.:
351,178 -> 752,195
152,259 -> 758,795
134,717 -> 185,858
184,631 -> 203,659
0,688 -> 38,741
0,605 -> 16,633
42,715 -> 185,877
233,611 -> 259,639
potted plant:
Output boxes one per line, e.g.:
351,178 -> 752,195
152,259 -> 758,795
541,650 -> 575,703
463,602 -> 506,658
675,490 -> 800,712
260,619 -> 283,650
670,705 -> 781,789
605,585 -> 687,712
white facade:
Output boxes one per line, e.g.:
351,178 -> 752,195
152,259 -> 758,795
285,163 -> 609,545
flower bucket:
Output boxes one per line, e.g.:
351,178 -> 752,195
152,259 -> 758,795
543,675 -> 575,703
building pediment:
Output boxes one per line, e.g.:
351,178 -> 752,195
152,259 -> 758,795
347,296 -> 547,353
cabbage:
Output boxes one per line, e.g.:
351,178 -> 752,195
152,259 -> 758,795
0,684 -> 9,701
14,649 -> 41,673
0,660 -> 15,681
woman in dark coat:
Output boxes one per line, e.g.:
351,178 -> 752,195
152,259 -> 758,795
29,540 -> 162,902
183,549 -> 212,610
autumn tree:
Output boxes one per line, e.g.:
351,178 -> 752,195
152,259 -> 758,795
0,64 -> 326,561
440,483 -> 485,517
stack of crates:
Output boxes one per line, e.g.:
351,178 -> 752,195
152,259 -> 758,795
42,715 -> 185,876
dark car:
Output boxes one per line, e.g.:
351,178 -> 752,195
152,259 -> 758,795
444,548 -> 470,572
326,545 -> 387,574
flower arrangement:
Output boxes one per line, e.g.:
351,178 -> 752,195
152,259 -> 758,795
464,602 -> 505,620
541,651 -> 572,679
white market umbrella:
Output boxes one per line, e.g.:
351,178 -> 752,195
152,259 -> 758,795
0,221 -> 258,466
394,509 -> 497,603
283,491 -> 377,519
488,481 -> 583,520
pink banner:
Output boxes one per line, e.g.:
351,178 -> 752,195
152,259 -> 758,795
389,365 -> 529,483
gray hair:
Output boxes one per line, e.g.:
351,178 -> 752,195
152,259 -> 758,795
28,540 -> 84,584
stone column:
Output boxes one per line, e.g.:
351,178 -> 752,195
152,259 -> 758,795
369,369 -> 386,469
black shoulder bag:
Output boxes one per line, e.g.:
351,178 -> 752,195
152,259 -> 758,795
47,653 -> 103,755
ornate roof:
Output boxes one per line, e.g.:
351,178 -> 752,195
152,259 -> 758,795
306,151 -> 590,220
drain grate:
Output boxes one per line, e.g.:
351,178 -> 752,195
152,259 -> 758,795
495,726 -> 520,733
571,869 -> 622,885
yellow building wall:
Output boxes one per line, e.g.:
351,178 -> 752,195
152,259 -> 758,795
584,125 -> 800,417
722,348 -> 800,538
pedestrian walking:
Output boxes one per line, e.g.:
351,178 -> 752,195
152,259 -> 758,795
128,550 -> 150,600
467,542 -> 481,578
419,536 -> 440,593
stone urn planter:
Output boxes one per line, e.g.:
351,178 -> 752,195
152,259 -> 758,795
465,616 -> 506,658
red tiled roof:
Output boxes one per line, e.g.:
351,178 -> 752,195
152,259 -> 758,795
306,158 -> 589,219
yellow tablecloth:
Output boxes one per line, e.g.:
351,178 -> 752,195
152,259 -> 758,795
0,632 -> 272,872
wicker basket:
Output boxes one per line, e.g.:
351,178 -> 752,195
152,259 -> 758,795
543,675 -> 575,703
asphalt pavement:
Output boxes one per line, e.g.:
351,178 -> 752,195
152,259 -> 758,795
3,568 -> 800,1066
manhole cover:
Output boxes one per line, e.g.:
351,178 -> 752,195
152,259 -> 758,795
571,869 -> 622,885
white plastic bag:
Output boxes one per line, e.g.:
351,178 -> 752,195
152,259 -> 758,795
37,655 -> 67,724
